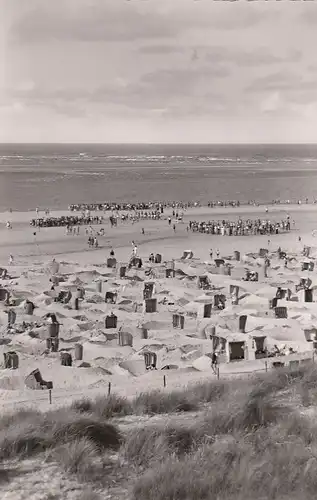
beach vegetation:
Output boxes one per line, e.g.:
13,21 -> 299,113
2,364 -> 317,499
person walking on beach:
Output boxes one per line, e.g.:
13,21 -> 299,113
210,249 -> 213,259
211,352 -> 218,374
216,249 -> 220,258
9,254 -> 14,265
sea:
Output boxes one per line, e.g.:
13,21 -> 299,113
0,143 -> 317,212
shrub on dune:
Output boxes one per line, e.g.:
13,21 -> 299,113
0,420 -> 49,460
76,492 -> 102,500
123,423 -> 199,467
184,380 -> 228,405
71,394 -> 132,419
251,365 -> 315,398
0,408 -> 42,430
132,389 -> 198,415
46,410 -> 122,451
47,438 -> 100,479
0,409 -> 122,460
92,394 -> 132,418
71,398 -> 94,414
132,426 -> 317,500
123,426 -> 170,468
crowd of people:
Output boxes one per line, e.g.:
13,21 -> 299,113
66,198 -> 317,214
207,200 -> 241,208
118,210 -> 163,222
206,198 -> 317,208
188,217 -> 292,236
68,201 -> 200,212
30,215 -> 104,228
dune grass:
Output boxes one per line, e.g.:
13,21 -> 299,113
131,389 -> 199,415
2,364 -> 317,499
132,436 -> 317,500
71,394 -> 132,418
76,492 -> 102,500
126,364 -> 317,500
122,384 -> 286,469
0,409 -> 122,461
123,423 -> 200,468
48,438 -> 100,478
70,380 -> 229,420
131,408 -> 317,500
69,364 -> 317,422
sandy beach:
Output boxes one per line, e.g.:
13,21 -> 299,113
1,203 -> 317,412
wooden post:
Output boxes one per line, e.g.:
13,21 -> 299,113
108,382 -> 111,396
49,389 -> 52,405
265,361 -> 268,372
163,375 -> 166,388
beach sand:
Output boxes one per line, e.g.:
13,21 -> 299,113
1,204 -> 317,412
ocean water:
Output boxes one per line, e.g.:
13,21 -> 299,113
0,143 -> 317,212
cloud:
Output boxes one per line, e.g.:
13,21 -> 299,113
205,46 -> 301,67
3,0 -> 317,142
9,1 -> 175,44
8,0 -> 275,46
138,44 -> 302,68
7,63 -> 230,115
205,47 -> 281,67
138,45 -> 184,55
175,3 -> 274,31
301,8 -> 317,25
260,92 -> 282,113
141,66 -> 229,87
246,71 -> 317,93
112,66 -> 230,111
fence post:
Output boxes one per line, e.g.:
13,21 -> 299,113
49,389 -> 52,405
163,375 -> 166,388
265,361 -> 268,373
217,367 -> 220,380
108,382 -> 111,396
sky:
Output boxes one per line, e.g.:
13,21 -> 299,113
1,0 -> 317,144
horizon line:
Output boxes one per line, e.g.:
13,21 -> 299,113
1,142 -> 317,146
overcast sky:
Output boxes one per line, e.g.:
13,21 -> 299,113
1,0 -> 317,143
